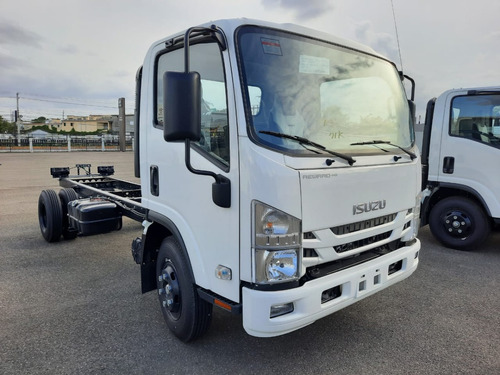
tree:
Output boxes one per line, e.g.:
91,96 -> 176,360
0,116 -> 17,135
31,116 -> 47,124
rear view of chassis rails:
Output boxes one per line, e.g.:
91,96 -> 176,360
38,163 -> 145,243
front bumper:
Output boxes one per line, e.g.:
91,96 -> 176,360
242,239 -> 420,337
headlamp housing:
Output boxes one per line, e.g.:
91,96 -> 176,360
253,201 -> 302,284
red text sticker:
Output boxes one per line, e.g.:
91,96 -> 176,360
261,38 -> 282,56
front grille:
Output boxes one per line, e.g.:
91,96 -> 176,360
303,248 -> 319,257
303,232 -> 317,240
334,231 -> 392,253
403,221 -> 411,230
303,239 -> 404,281
331,213 -> 397,235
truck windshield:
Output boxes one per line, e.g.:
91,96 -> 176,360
236,26 -> 413,155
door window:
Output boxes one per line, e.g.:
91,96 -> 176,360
450,94 -> 500,148
156,42 -> 230,165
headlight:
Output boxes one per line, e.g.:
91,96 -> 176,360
253,201 -> 301,284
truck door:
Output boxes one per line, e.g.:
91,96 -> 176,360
144,38 -> 240,302
438,91 -> 500,217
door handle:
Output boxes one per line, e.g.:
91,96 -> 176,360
150,165 -> 159,196
443,156 -> 454,174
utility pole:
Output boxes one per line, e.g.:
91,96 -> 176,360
118,98 -> 126,152
16,93 -> 21,146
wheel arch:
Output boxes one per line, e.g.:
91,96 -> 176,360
422,182 -> 492,226
140,211 -> 198,294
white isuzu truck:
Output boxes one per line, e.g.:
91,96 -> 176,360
38,19 -> 421,342
420,87 -> 500,250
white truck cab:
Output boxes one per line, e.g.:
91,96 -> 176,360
421,87 -> 500,250
134,18 -> 421,341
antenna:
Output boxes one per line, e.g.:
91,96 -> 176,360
390,0 -> 404,72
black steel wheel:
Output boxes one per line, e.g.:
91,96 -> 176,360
429,196 -> 490,250
38,189 -> 63,242
156,237 -> 212,342
58,188 -> 78,240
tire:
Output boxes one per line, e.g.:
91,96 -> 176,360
156,237 -> 212,342
38,189 -> 63,243
58,188 -> 79,240
429,196 -> 490,250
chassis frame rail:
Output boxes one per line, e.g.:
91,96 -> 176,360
52,164 -> 147,222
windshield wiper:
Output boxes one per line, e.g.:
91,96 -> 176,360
260,130 -> 356,165
350,140 -> 417,160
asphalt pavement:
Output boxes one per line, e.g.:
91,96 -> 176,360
0,151 -> 499,375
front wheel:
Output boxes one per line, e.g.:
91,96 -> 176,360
156,237 -> 212,342
429,197 -> 490,250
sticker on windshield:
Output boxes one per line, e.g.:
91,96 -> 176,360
261,38 -> 282,55
299,55 -> 330,75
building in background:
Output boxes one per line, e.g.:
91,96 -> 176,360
44,114 -> 135,135
53,115 -> 113,133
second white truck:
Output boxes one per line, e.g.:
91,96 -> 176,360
420,87 -> 500,250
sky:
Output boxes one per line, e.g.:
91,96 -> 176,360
1,0 -> 499,123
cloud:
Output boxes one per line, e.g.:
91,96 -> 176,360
354,21 -> 399,63
0,51 -> 28,70
0,67 -> 127,118
58,44 -> 79,55
0,20 -> 43,48
261,0 -> 334,21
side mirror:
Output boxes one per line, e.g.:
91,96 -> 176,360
163,71 -> 201,142
408,99 -> 416,126
401,73 -> 415,101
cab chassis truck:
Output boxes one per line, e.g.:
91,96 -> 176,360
38,19 -> 422,342
420,87 -> 500,250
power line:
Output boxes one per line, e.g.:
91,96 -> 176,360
1,94 -> 134,107
0,94 -> 135,121
21,96 -> 118,109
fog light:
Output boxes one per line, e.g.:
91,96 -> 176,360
270,302 -> 294,318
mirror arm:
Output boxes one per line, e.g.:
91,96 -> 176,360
183,27 -> 212,72
399,71 -> 415,102
185,140 -> 231,208
185,139 -> 216,179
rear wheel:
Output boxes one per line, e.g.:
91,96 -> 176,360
156,237 -> 212,342
58,188 -> 79,240
429,196 -> 490,250
38,189 -> 63,242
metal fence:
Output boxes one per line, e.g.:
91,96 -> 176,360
0,137 -> 133,152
